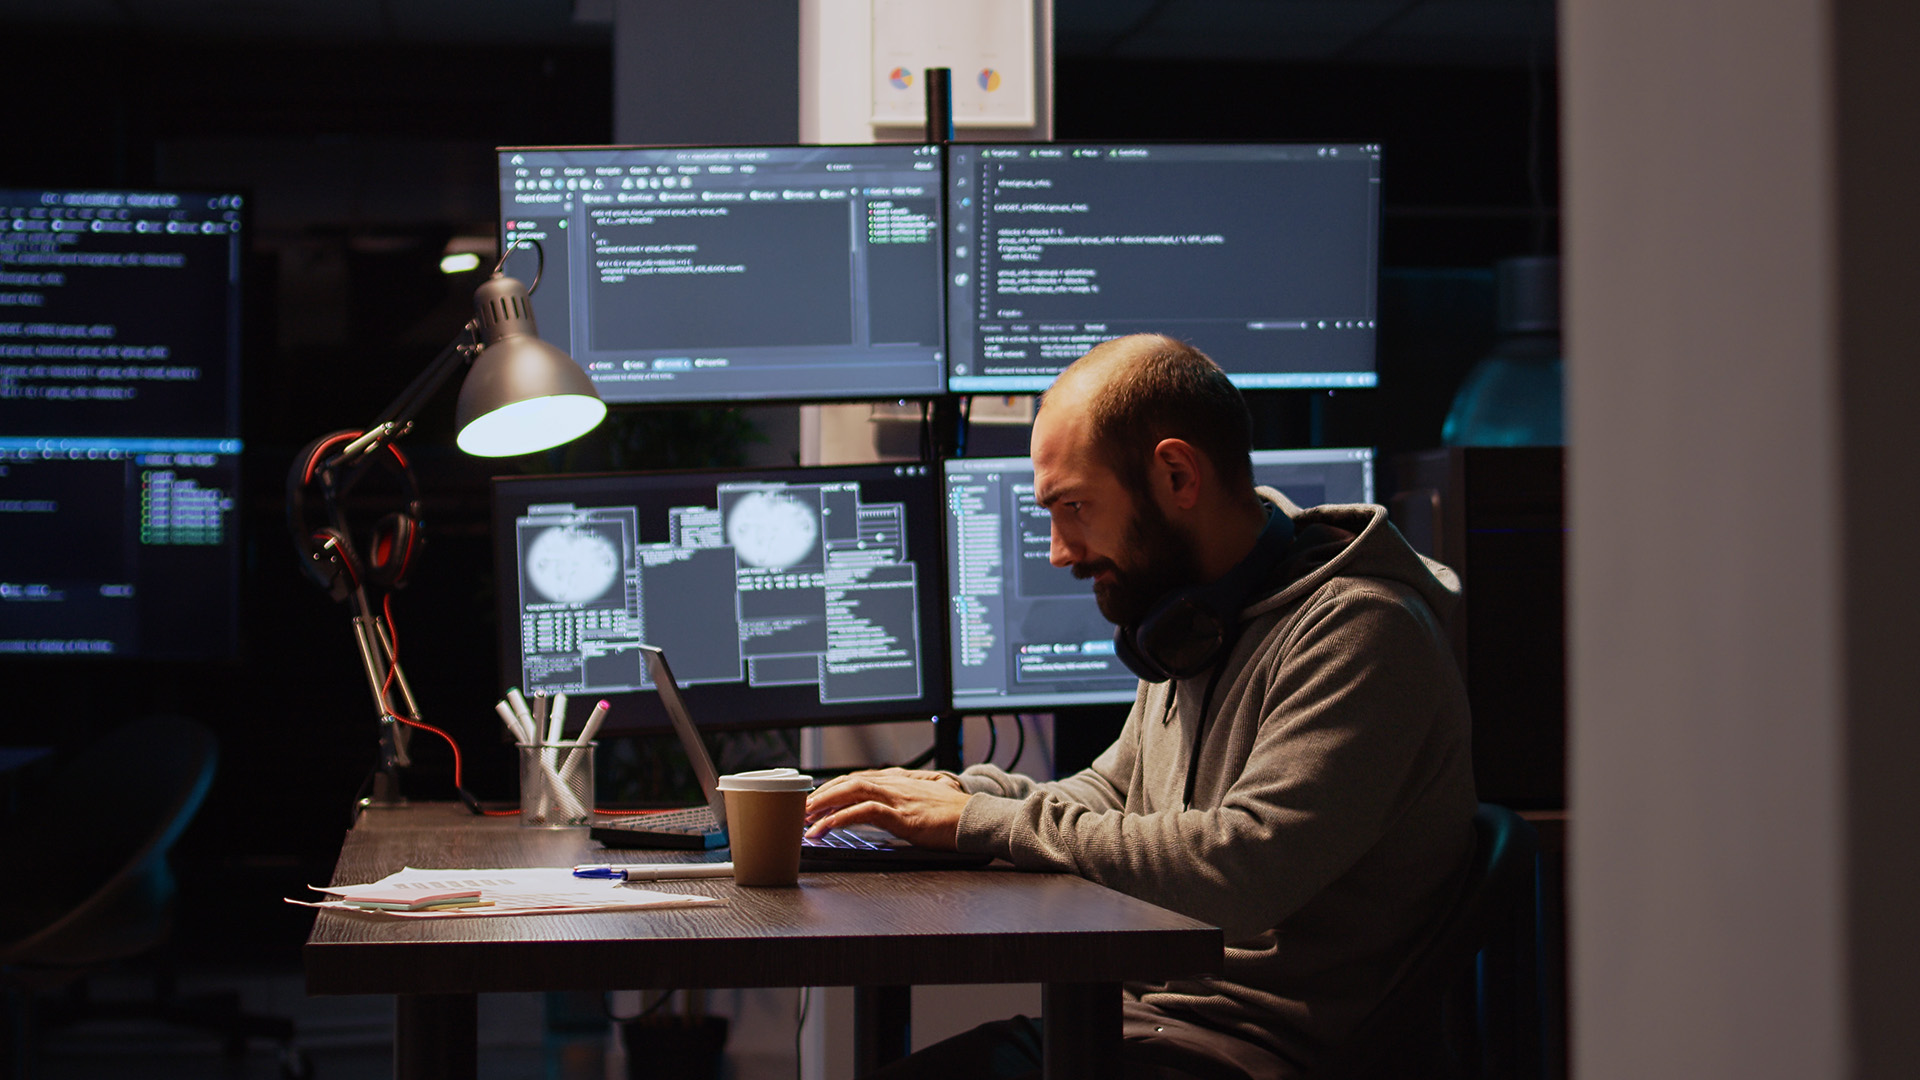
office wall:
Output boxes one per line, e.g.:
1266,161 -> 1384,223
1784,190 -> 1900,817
613,0 -> 800,145
1565,0 -> 1920,1077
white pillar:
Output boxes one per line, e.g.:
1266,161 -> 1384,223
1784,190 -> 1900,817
1564,0 -> 1920,1076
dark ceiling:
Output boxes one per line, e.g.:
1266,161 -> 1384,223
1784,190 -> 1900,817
0,0 -> 1554,66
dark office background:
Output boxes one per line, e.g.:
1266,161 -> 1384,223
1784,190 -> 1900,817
0,3 -> 1557,967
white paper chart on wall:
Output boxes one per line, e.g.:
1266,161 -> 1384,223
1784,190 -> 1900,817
870,0 -> 1036,128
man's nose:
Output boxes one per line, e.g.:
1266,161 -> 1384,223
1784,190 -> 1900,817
1050,525 -> 1077,567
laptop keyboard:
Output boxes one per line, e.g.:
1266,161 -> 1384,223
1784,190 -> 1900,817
801,828 -> 885,850
591,807 -> 881,849
589,806 -> 724,849
618,805 -> 718,834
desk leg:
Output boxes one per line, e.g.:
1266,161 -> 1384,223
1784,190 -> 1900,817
395,993 -> 476,1080
854,985 -> 912,1073
1042,982 -> 1119,1080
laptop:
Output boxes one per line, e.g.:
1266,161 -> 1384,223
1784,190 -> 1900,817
589,645 -> 993,871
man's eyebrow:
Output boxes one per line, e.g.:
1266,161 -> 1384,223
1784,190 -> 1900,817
1033,481 -> 1071,509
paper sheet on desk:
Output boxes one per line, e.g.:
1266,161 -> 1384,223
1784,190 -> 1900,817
289,866 -> 724,918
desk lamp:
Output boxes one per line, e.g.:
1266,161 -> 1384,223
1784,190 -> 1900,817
288,244 -> 605,808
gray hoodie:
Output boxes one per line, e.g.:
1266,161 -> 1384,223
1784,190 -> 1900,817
953,490 -> 1478,1078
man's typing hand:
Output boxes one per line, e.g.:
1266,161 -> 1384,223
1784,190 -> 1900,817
804,768 -> 971,850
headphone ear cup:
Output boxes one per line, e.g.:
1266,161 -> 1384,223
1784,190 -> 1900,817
1113,623 -> 1171,682
364,512 -> 420,591
1130,597 -> 1229,681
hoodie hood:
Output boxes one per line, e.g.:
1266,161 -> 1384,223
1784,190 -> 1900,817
1242,486 -> 1461,624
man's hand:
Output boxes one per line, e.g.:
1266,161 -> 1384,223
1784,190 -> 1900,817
804,768 -> 971,850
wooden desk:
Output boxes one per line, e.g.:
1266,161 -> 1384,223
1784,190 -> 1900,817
304,804 -> 1222,1080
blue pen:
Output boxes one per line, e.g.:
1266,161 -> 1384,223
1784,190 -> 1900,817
572,861 -> 734,881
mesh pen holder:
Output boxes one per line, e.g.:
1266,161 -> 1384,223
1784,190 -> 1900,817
518,741 -> 594,828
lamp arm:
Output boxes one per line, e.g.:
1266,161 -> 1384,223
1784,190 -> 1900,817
322,319 -> 480,475
373,318 -> 481,429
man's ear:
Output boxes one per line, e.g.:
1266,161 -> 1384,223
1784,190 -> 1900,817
1151,438 -> 1206,512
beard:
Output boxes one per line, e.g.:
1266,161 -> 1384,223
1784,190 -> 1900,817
1073,495 -> 1204,626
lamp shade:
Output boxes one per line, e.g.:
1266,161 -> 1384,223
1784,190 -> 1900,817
454,274 -> 607,457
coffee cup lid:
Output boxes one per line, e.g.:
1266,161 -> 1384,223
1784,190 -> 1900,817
716,767 -> 816,792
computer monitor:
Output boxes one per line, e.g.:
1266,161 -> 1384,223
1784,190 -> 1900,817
493,462 -> 948,735
496,143 -> 947,405
0,186 -> 245,661
945,448 -> 1376,710
944,142 -> 1381,393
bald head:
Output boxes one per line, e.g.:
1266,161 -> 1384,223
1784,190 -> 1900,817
1042,334 -> 1255,499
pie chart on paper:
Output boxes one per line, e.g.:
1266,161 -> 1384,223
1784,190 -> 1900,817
889,67 -> 913,90
978,68 -> 1001,92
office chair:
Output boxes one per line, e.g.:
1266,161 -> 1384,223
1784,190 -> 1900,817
0,715 -> 305,1078
1308,803 -> 1542,1080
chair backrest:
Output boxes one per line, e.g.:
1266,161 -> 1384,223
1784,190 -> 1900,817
1311,802 -> 1540,1080
0,715 -> 218,972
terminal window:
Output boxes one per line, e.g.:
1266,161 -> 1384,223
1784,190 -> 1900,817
0,188 -> 243,660
946,143 -> 1382,393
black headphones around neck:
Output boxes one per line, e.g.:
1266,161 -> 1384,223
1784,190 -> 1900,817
287,430 -> 424,602
1113,505 -> 1295,683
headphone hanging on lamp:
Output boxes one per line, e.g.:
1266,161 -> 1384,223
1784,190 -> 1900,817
1113,507 -> 1295,683
287,429 -> 423,601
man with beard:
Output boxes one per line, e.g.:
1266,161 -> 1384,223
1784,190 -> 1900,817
805,334 -> 1476,1080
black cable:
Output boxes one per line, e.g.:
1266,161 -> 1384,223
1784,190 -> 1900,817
1009,714 -> 1028,773
982,714 -> 999,768
956,394 -> 973,458
619,989 -> 677,1022
901,744 -> 938,770
919,400 -> 933,463
795,986 -> 811,1080
349,767 -> 375,825
492,235 -> 545,295
1101,0 -> 1179,56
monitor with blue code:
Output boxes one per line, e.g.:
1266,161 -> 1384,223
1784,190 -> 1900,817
493,463 -> 948,735
944,448 -> 1375,710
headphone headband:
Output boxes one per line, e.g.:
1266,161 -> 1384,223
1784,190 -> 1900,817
287,431 -> 424,601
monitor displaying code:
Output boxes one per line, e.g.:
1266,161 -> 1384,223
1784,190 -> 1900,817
497,144 -> 947,405
945,142 -> 1381,392
0,187 -> 244,660
944,448 -> 1376,709
493,463 -> 948,734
